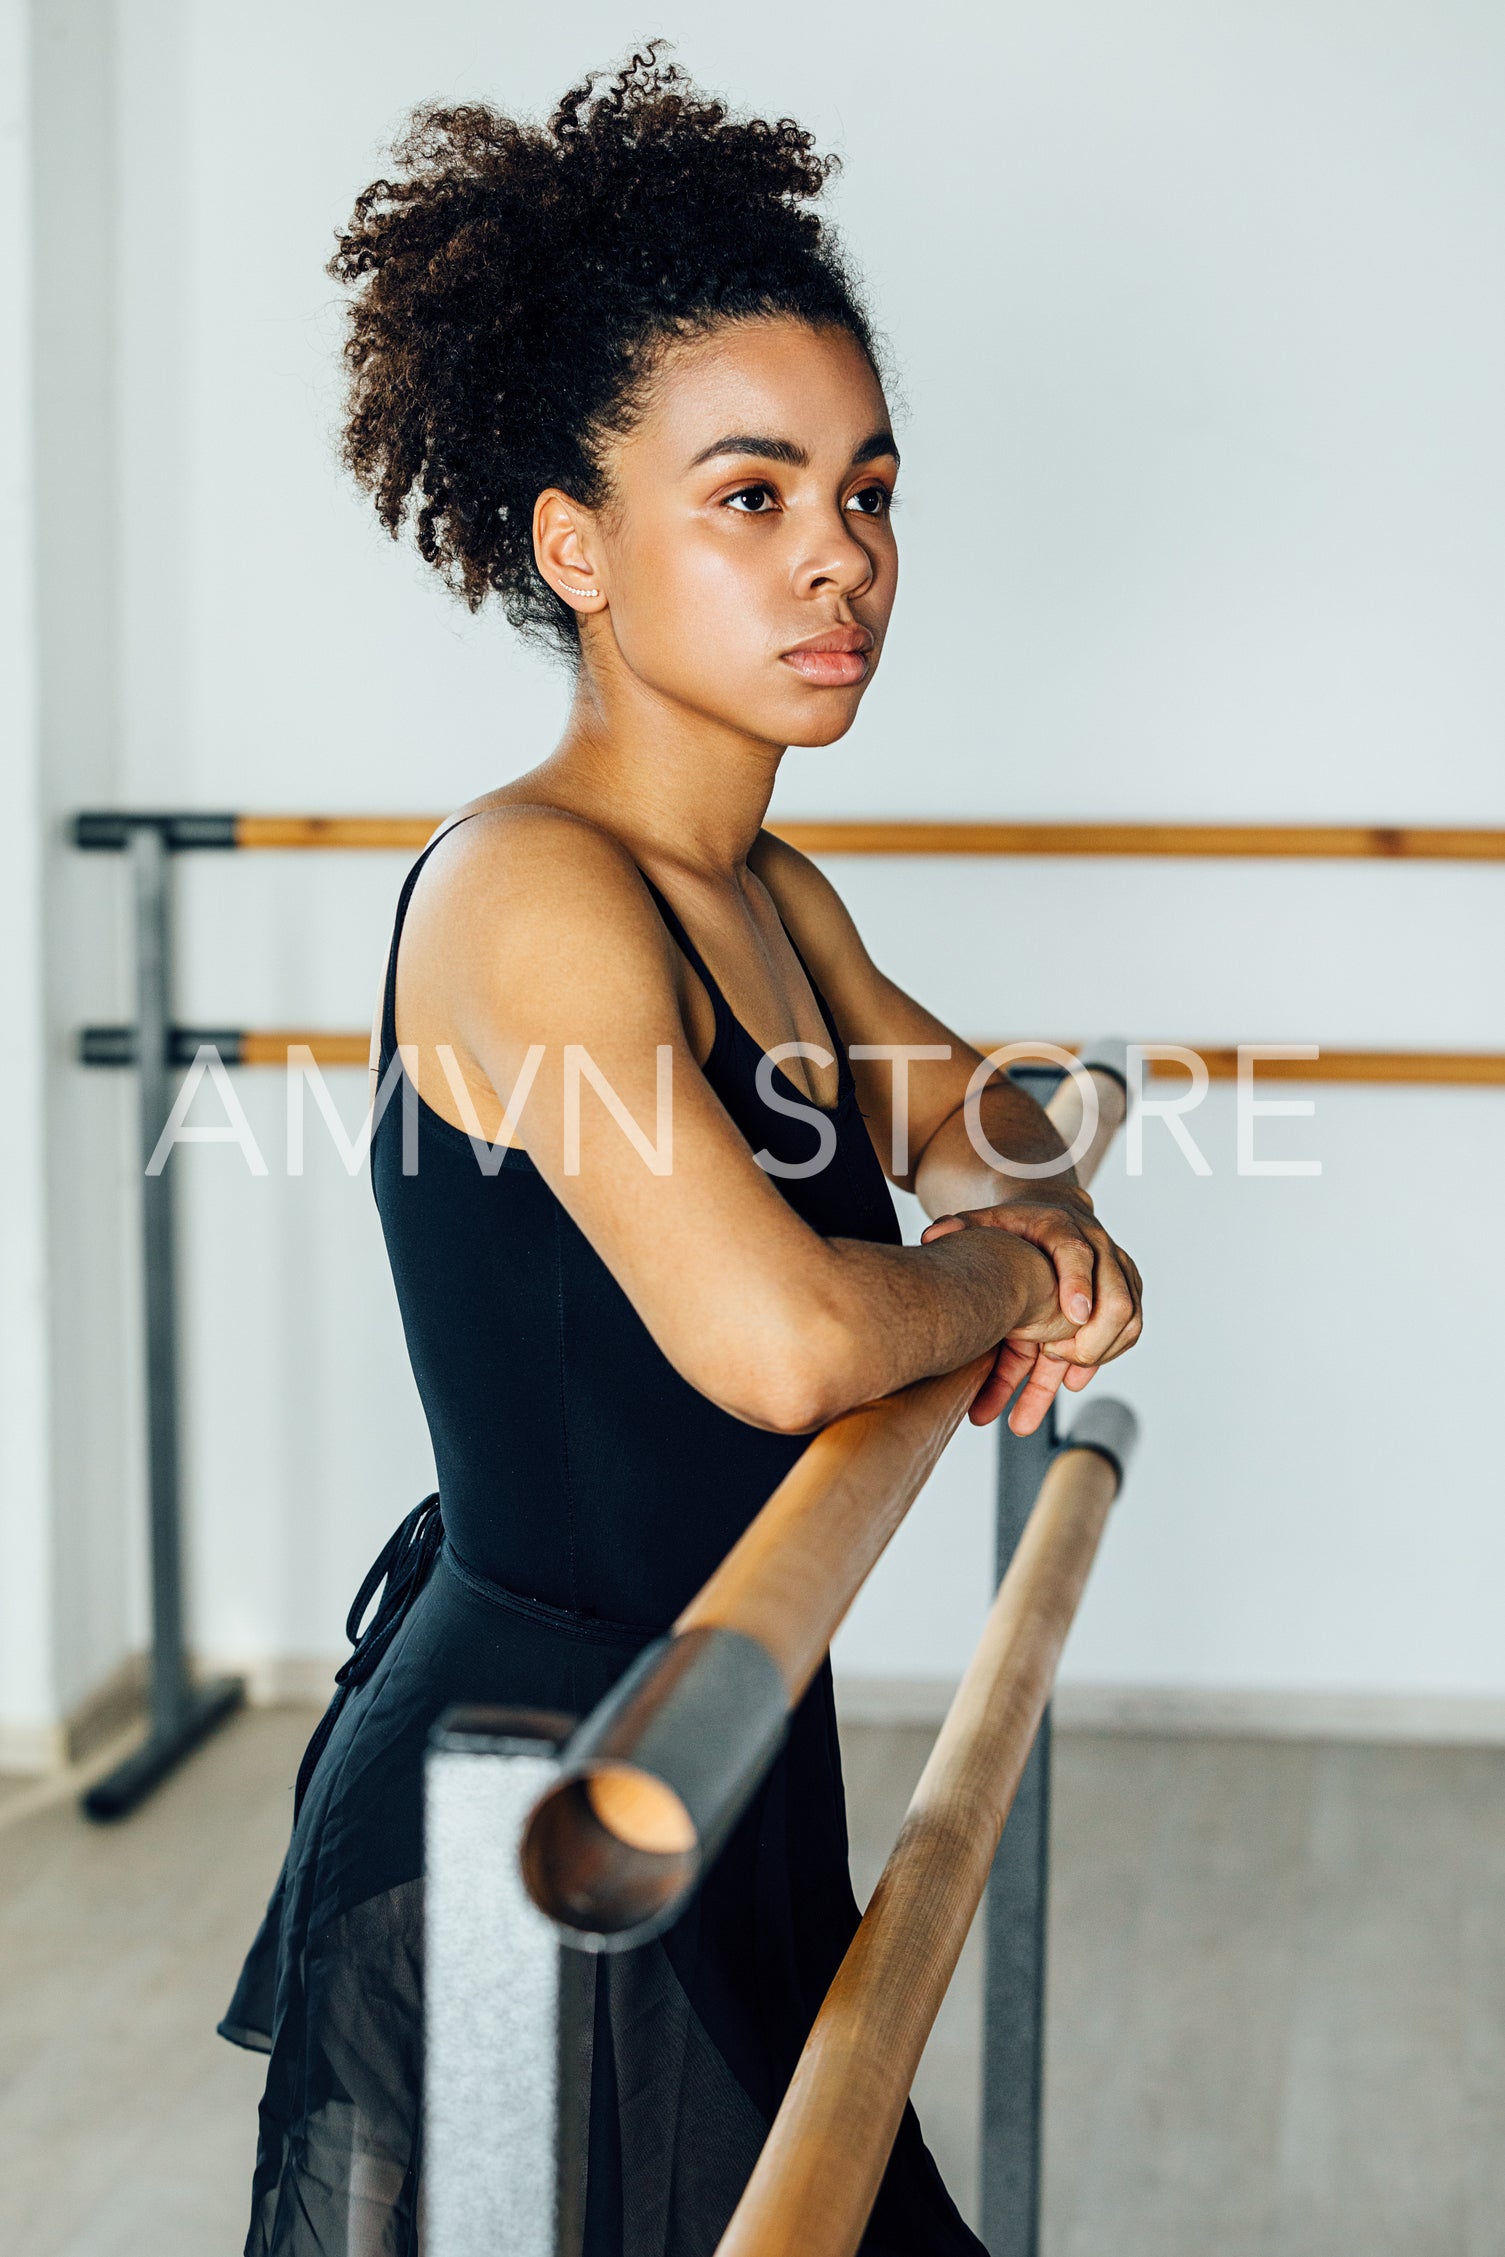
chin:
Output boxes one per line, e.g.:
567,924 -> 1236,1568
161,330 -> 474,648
783,696 -> 867,750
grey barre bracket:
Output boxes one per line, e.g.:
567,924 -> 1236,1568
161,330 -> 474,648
425,1707 -> 594,2257
1073,1034 -> 1130,1090
1059,1395 -> 1141,1485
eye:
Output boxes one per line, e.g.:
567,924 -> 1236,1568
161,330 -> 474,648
845,482 -> 893,518
724,483 -> 780,514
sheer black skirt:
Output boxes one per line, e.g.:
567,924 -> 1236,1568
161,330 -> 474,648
220,1531 -> 983,2257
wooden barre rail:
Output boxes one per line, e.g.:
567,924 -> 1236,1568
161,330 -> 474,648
518,1068 -> 1125,1943
715,1436 -> 1123,2257
75,810 -> 1505,858
78,1026 -> 1505,1087
244,1037 -> 1505,1088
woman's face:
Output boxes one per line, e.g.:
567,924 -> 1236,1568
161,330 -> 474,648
550,318 -> 899,749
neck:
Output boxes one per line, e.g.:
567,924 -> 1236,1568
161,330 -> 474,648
531,644 -> 786,882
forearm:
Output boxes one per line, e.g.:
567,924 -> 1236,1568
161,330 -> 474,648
797,1227 -> 1061,1421
912,1082 -> 1076,1220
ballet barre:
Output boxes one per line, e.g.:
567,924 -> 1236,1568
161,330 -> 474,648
423,1062 -> 1131,2257
69,801 -> 1496,1826
715,1415 -> 1135,2257
74,808 -> 1505,1092
73,809 -> 1505,856
76,1023 -> 1505,1085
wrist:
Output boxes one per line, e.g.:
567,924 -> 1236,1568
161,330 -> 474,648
996,1231 -> 1058,1331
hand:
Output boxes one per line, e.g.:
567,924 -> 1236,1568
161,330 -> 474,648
920,1190 -> 1143,1435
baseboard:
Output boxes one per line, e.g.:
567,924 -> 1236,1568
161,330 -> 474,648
0,1720 -> 68,1776
0,1652 -> 152,1779
834,1673 -> 959,1727
17,1660 -> 1502,1780
1052,1682 -> 1505,1745
0,1650 -> 334,1781
65,1651 -> 151,1762
232,1654 -> 339,1707
833,1672 -> 1505,1747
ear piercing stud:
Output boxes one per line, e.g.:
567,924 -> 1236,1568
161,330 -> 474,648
559,584 -> 600,599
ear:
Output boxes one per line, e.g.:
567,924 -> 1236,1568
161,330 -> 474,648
533,490 -> 607,615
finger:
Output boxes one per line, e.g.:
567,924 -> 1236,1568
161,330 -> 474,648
1093,1303 -> 1145,1365
967,1339 -> 1037,1426
1047,1235 -> 1096,1328
1086,1247 -> 1144,1364
920,1214 -> 965,1243
1065,1242 -> 1138,1366
1007,1349 -> 1072,1437
1062,1362 -> 1098,1392
970,1339 -> 1040,1425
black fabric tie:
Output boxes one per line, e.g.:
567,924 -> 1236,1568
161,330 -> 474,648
293,1492 -> 444,1819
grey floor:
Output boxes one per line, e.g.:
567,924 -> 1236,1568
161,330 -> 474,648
1,1711 -> 1502,2256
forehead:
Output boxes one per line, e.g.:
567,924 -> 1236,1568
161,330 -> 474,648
628,318 -> 890,471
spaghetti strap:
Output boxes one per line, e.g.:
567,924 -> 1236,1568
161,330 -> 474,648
638,871 -> 852,1097
378,811 -> 486,1070
637,874 -> 736,1041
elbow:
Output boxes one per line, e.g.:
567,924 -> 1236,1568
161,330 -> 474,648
712,1305 -> 869,1437
743,1370 -> 847,1439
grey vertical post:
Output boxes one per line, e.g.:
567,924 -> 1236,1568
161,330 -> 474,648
980,1404 -> 1058,2256
83,822 -> 242,1818
426,1708 -> 595,2257
133,821 -> 190,1732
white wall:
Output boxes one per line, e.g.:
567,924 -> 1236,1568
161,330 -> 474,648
12,0 -> 1504,1749
2,0 -> 143,1762
0,0 -> 57,1766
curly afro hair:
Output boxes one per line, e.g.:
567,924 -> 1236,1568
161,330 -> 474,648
328,44 -> 877,653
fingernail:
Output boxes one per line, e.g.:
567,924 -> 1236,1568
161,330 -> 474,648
1069,1293 -> 1092,1323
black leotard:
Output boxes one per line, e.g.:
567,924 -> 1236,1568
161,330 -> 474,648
220,812 -> 985,2257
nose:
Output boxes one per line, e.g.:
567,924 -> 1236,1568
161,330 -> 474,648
793,510 -> 877,604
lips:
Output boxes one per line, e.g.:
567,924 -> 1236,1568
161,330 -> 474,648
779,624 -> 874,689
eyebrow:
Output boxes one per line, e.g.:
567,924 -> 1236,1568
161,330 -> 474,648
688,428 -> 901,471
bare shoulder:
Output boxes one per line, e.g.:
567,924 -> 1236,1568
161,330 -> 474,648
422,799 -> 646,901
402,801 -> 682,1026
413,801 -> 672,936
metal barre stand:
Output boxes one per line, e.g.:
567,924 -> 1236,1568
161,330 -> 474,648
422,1408 -> 1121,2257
426,1710 -> 595,2257
75,815 -> 244,1818
982,1050 -> 1125,2255
983,1403 -> 1058,2255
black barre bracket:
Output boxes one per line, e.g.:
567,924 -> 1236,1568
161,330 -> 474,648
79,1025 -> 248,1068
73,810 -> 238,851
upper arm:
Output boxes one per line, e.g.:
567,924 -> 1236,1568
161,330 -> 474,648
750,832 -> 991,1188
408,811 -> 851,1429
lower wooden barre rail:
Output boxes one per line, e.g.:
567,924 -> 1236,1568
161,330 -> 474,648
715,1416 -> 1132,2257
75,1024 -> 1505,1086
